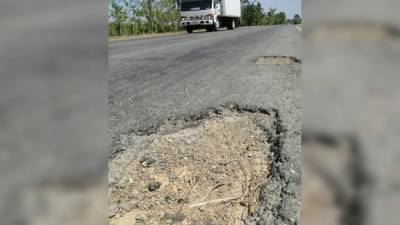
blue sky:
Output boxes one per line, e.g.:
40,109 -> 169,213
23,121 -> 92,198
259,0 -> 301,19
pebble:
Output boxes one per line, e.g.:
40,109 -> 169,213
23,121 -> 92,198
207,175 -> 215,182
169,174 -> 178,182
148,181 -> 161,191
165,194 -> 175,203
162,212 -> 186,222
143,202 -> 155,210
210,165 -> 221,173
135,216 -> 146,225
139,156 -> 156,167
177,198 -> 189,204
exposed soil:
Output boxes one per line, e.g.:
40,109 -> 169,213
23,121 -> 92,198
108,108 -> 273,225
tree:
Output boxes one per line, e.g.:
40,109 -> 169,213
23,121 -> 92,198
254,2 -> 264,25
110,0 -> 128,36
293,14 -> 302,24
143,0 -> 154,33
241,1 -> 268,26
241,3 -> 256,26
130,0 -> 146,34
274,12 -> 286,24
241,3 -> 291,26
266,8 -> 277,25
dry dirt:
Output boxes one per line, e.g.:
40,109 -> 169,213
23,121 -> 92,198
108,110 -> 272,225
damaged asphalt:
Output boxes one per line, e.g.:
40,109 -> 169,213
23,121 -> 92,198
109,25 -> 302,224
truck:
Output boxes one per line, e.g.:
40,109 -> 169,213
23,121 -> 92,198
179,0 -> 241,33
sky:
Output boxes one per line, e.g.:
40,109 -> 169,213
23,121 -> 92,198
109,0 -> 302,20
260,0 -> 301,19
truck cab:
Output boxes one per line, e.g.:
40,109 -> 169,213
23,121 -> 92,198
180,0 -> 240,33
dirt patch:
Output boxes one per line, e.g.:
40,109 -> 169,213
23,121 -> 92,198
255,56 -> 302,65
108,108 -> 273,225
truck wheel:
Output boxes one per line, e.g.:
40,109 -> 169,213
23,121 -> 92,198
186,28 -> 193,33
227,19 -> 235,30
206,27 -> 213,32
213,19 -> 220,31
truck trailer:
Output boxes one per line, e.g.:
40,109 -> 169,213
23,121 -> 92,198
179,0 -> 241,33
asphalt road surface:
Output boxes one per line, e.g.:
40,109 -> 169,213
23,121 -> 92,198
109,25 -> 301,136
109,25 -> 302,224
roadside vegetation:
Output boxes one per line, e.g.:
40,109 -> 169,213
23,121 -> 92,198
108,0 -> 302,37
108,0 -> 180,36
241,1 -> 302,26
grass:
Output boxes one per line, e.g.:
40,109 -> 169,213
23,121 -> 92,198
109,31 -> 186,41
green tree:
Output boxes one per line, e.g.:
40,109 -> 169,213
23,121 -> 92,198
110,0 -> 128,36
293,14 -> 302,24
241,3 -> 256,26
241,3 -> 290,26
163,0 -> 180,32
130,0 -> 146,34
266,8 -> 277,25
143,0 -> 154,33
241,1 -> 267,26
254,2 -> 264,25
275,12 -> 286,24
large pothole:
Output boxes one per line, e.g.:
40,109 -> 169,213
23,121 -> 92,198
108,105 -> 283,225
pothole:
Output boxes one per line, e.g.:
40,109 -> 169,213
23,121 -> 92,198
255,56 -> 302,65
108,106 -> 279,225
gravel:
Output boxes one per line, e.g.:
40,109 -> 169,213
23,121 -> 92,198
147,181 -> 161,192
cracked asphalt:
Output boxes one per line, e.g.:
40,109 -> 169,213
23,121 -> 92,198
110,25 -> 301,135
109,25 -> 302,224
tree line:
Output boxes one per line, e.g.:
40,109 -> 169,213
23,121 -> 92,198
241,1 -> 301,26
109,0 -> 302,37
109,0 -> 180,36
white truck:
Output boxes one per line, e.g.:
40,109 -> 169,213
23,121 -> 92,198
179,0 -> 241,33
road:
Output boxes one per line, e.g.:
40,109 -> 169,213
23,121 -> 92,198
109,25 -> 301,137
109,25 -> 302,224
